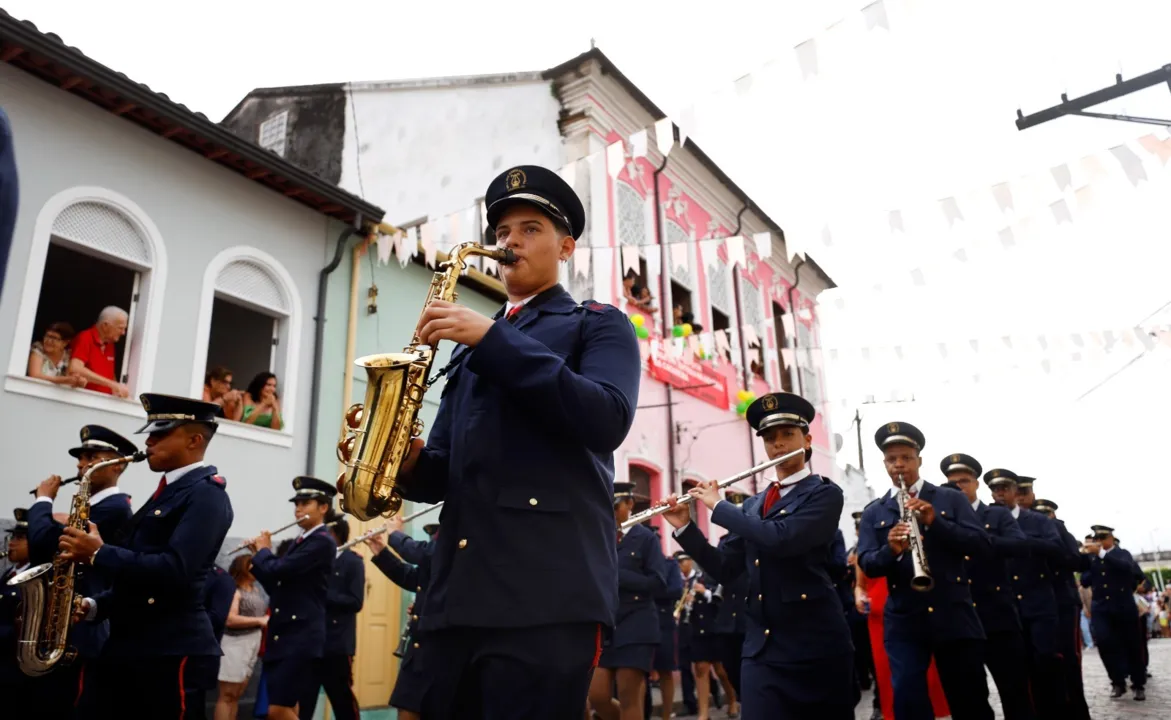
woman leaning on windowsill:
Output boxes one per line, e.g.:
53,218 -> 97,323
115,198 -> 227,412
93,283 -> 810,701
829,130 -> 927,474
241,371 -> 283,431
27,321 -> 86,388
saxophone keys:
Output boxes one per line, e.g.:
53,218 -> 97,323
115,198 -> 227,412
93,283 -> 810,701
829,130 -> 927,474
344,404 -> 364,429
412,420 -> 425,436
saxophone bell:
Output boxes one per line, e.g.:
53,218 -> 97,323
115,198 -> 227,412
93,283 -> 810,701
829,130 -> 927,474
336,242 -> 516,522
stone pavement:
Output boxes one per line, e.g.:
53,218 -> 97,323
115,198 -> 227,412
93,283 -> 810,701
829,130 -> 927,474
654,639 -> 1170,719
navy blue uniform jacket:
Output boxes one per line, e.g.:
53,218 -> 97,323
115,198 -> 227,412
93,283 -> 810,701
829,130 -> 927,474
27,492 -> 134,657
399,285 -> 641,632
89,465 -> 233,657
1082,546 -> 1140,618
251,527 -> 335,661
389,530 -> 431,566
0,107 -> 17,299
325,549 -> 365,656
371,543 -> 433,662
676,474 -> 853,662
967,501 -> 1028,633
613,523 -> 666,647
828,529 -> 852,613
858,481 -> 991,642
1050,518 -> 1087,609
1009,508 -> 1064,620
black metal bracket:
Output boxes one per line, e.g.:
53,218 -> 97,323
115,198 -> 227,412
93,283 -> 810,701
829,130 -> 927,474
1015,64 -> 1171,131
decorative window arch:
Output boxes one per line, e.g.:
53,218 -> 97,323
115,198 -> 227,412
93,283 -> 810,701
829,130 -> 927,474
616,182 -> 647,249
190,246 -> 302,445
5,187 -> 168,416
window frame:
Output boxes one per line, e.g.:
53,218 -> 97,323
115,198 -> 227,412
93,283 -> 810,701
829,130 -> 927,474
4,186 -> 168,418
189,245 -> 302,447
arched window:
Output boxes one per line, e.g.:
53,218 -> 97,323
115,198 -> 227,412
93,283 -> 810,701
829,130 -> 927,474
191,247 -> 302,444
5,187 -> 167,414
616,183 -> 647,248
739,276 -> 767,380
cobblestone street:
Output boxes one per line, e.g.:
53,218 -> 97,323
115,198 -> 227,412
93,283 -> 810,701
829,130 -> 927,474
655,639 -> 1170,719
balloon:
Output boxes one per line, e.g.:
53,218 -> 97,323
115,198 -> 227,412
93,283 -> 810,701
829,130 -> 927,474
636,326 -> 650,339
736,390 -> 753,403
681,323 -> 693,337
630,314 -> 645,328
672,325 -> 684,337
735,399 -> 749,415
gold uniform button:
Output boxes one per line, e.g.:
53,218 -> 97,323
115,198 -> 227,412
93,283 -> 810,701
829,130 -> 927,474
1017,595 -> 1023,600
764,629 -> 770,636
631,552 -> 636,556
1040,574 -> 1045,579
732,612 -> 736,617
412,615 -> 418,621
332,620 -> 337,624
634,595 -> 640,601
274,636 -> 279,641
292,615 -> 297,620
941,511 -> 947,516
758,594 -> 763,601
928,607 -> 934,613
985,524 -> 991,529
956,577 -> 961,582
154,510 -> 161,516
880,521 -> 886,527
413,642 -> 420,649
1013,575 -> 1019,580
529,498 -> 538,506
147,598 -> 155,605
964,556 -> 970,561
754,559 -> 760,567
416,586 -> 422,592
458,539 -> 468,549
996,586 -> 1001,591
801,594 -> 807,600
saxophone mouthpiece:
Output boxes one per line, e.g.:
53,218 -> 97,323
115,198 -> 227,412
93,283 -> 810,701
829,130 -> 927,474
498,248 -> 517,265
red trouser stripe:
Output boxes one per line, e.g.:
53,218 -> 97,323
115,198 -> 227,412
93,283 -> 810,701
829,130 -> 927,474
591,624 -> 604,669
74,663 -> 85,707
178,656 -> 188,718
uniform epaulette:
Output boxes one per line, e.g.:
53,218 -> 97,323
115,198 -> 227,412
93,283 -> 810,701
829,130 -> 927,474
864,497 -> 881,509
208,475 -> 227,489
581,299 -> 617,313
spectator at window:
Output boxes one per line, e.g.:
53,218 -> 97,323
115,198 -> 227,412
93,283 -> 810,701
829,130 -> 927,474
636,285 -> 657,313
69,306 -> 129,398
27,321 -> 85,387
622,271 -> 639,305
680,311 -> 704,334
242,372 -> 283,430
203,366 -> 244,422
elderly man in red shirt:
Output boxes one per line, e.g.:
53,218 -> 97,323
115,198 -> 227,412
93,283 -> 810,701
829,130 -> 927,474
69,306 -> 129,397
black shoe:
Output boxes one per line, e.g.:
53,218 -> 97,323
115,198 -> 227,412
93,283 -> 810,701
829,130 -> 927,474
1111,684 -> 1127,698
1135,687 -> 1146,701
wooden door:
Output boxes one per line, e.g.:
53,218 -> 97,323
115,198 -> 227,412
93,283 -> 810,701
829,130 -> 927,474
351,517 -> 402,708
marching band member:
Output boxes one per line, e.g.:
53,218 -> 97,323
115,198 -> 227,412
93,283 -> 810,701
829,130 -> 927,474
1,509 -> 32,715
645,546 -> 684,720
394,164 -> 641,718
246,477 -> 339,720
26,424 -> 138,716
589,481 -> 666,720
61,394 -> 233,719
387,512 -> 435,566
664,392 -> 856,719
942,456 -> 1033,720
1082,524 -> 1146,701
1031,497 -> 1091,719
714,489 -> 751,704
985,469 -> 1066,719
857,422 -> 993,720
365,521 -> 436,720
673,551 -> 701,715
846,511 -> 881,720
299,516 -> 364,720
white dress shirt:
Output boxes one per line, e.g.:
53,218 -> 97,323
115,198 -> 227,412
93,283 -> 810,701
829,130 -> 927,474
504,294 -> 537,317
1010,505 -> 1020,520
971,499 -> 982,512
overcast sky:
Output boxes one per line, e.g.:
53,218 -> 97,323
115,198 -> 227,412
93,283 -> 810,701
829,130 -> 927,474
8,0 -> 1171,551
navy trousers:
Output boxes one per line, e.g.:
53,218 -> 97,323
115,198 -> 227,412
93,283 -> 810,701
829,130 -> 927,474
1021,615 -> 1066,719
1092,610 -> 1146,689
887,636 -> 993,720
739,652 -> 855,720
417,622 -> 599,719
983,629 -> 1034,720
1056,605 -> 1090,720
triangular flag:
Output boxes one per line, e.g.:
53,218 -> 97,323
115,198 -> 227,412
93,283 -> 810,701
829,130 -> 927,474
688,334 -> 700,356
781,347 -> 795,369
1109,144 -> 1148,186
654,118 -> 674,156
677,106 -> 697,147
606,142 -> 625,179
482,256 -> 498,276
573,246 -> 591,278
1049,198 -> 1073,225
671,242 -> 689,273
375,233 -> 393,265
744,323 -> 760,348
726,236 -> 746,268
1050,163 -> 1072,191
421,221 -> 438,268
645,245 -> 661,277
781,313 -> 795,341
715,329 -> 731,357
700,239 -> 720,270
1137,134 -> 1171,165
630,130 -> 648,159
795,39 -> 818,80
559,162 -> 577,188
752,232 -> 772,259
861,0 -> 890,30
622,245 -> 640,276
639,340 -> 650,362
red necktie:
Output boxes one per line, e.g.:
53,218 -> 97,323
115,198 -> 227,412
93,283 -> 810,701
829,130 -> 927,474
150,476 -> 167,501
506,305 -> 523,322
761,483 -> 781,516
617,530 -> 623,545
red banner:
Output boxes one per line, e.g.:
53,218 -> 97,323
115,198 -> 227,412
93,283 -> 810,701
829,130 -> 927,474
647,349 -> 730,410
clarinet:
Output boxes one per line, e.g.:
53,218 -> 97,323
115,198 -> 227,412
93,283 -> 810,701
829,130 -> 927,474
393,618 -> 414,658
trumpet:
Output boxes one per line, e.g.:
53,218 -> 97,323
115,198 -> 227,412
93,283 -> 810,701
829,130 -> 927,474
226,516 -> 308,554
336,502 -> 444,554
620,447 -> 806,531
896,472 -> 933,592
673,574 -> 697,621
28,475 -> 81,496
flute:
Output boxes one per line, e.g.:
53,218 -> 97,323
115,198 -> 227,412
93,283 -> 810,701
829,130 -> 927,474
336,502 -> 444,553
227,515 -> 307,554
620,448 -> 806,531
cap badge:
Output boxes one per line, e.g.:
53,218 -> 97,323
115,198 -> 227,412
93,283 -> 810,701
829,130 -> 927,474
293,478 -> 302,490
951,454 -> 959,463
142,397 -> 151,412
762,395 -> 778,411
505,168 -> 526,191
81,427 -> 91,440
887,423 -> 900,434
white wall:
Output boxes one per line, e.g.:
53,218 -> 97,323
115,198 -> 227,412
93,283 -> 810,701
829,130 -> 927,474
0,63 -> 338,539
340,79 -> 564,225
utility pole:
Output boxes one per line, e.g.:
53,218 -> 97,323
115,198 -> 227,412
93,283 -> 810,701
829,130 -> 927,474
854,408 -> 863,472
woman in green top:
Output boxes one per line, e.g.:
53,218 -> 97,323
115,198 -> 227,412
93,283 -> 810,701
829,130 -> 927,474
242,371 -> 283,430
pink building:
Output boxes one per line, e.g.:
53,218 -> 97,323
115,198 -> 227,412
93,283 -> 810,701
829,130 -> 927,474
545,51 -> 840,550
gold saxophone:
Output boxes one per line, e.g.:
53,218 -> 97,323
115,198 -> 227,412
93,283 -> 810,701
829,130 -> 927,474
337,242 -> 516,521
8,451 -> 146,675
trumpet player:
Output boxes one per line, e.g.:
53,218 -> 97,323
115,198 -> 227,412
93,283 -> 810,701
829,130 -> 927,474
984,469 -> 1067,718
59,393 -> 233,718
298,516 -> 364,720
24,424 -> 139,716
663,392 -> 855,719
857,422 -> 993,720
393,165 -> 641,719
245,477 -> 338,720
1030,497 -> 1091,719
364,520 -> 436,720
942,457 -> 1033,720
588,481 -> 666,720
